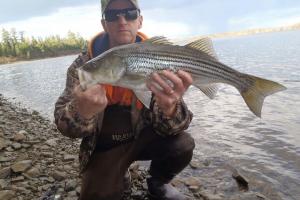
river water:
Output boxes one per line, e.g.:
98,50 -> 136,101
0,30 -> 299,199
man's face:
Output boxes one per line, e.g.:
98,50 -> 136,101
102,0 -> 143,47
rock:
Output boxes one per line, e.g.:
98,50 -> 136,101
67,190 -> 77,197
0,138 -> 7,150
230,192 -> 269,200
142,182 -> 148,190
39,185 -> 59,199
189,160 -> 203,169
0,167 -> 11,179
171,178 -> 183,188
132,190 -> 143,198
65,179 -> 77,192
63,154 -> 77,162
203,159 -> 211,166
16,153 -> 29,161
11,160 -> 32,173
0,190 -> 15,200
0,179 -> 9,189
76,186 -> 81,195
5,146 -> 13,152
129,162 -> 140,171
40,145 -> 50,150
32,110 -> 39,115
24,167 -> 40,178
52,170 -> 66,181
0,157 -> 13,162
189,185 -> 200,193
11,142 -> 22,150
184,177 -> 201,188
232,168 -> 249,191
255,192 -> 268,199
11,176 -> 25,182
63,165 -> 72,171
13,131 -> 27,142
45,139 -> 57,147
21,143 -> 31,148
41,152 -> 53,158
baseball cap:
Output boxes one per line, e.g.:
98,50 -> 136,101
101,0 -> 140,14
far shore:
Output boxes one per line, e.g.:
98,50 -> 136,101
0,50 -> 81,66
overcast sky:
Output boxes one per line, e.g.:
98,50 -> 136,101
1,0 -> 300,40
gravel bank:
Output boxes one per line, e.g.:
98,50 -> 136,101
0,94 -> 281,200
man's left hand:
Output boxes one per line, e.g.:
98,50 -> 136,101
147,70 -> 193,117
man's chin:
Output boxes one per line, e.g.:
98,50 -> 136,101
117,36 -> 135,45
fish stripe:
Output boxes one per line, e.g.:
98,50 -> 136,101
124,51 -> 248,87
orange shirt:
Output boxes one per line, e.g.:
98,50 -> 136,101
88,32 -> 148,109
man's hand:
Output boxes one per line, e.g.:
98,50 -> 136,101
147,70 -> 193,117
73,84 -> 108,119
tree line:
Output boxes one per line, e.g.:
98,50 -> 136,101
0,28 -> 87,60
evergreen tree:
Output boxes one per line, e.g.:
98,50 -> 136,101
0,28 -> 87,61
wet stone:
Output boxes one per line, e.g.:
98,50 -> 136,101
184,177 -> 201,188
0,157 -> 13,162
41,152 -> 53,158
11,176 -> 25,183
63,154 -> 77,162
11,160 -> 32,173
0,179 -> 9,189
24,167 -> 40,178
0,190 -> 15,200
45,139 -> 57,147
189,160 -> 203,169
0,138 -> 7,150
11,142 -> 22,150
65,179 -> 77,192
0,167 -> 11,179
67,190 -> 77,197
5,146 -> 14,152
52,171 -> 66,181
14,131 -> 27,142
21,144 -> 31,149
232,168 -> 249,191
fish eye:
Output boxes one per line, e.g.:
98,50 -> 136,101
92,62 -> 97,69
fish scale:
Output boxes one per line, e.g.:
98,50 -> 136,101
124,49 -> 246,88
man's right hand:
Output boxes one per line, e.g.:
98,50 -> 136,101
73,84 -> 108,119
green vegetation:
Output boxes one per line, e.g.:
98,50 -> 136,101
209,22 -> 300,39
0,28 -> 87,64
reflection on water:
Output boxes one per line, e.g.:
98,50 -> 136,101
0,55 -> 76,117
0,31 -> 300,199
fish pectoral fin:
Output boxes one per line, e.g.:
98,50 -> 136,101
185,37 -> 218,59
77,68 -> 98,90
144,36 -> 173,45
196,84 -> 219,99
134,90 -> 152,109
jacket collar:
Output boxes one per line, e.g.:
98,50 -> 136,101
88,32 -> 148,58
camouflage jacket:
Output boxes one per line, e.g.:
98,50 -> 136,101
54,35 -> 193,173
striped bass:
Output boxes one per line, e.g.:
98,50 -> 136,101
78,36 -> 286,117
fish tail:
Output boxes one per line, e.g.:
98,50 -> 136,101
240,75 -> 286,117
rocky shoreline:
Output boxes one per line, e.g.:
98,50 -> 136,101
0,94 -> 282,200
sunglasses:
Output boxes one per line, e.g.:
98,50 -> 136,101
103,8 -> 140,22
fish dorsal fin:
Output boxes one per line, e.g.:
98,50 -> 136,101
185,37 -> 218,59
145,36 -> 173,45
